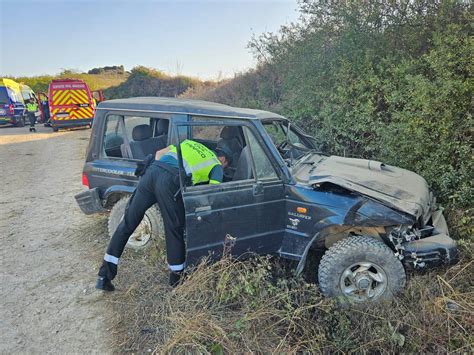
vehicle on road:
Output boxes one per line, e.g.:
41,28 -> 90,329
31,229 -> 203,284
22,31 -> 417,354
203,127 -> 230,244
75,97 -> 458,303
0,78 -> 27,127
48,79 -> 95,131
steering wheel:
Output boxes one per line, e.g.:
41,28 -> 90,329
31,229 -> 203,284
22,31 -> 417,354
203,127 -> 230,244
277,140 -> 290,153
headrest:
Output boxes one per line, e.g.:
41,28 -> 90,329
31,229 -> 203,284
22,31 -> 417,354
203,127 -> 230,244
220,126 -> 240,139
132,124 -> 152,141
157,119 -> 169,135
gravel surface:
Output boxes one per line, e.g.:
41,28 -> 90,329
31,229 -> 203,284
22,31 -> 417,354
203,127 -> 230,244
0,125 -> 112,353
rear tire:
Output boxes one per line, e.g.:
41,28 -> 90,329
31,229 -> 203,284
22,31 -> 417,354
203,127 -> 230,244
108,196 -> 165,250
52,127 -> 59,132
318,235 -> 406,303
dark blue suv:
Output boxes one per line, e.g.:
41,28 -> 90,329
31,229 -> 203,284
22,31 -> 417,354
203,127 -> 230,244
75,97 -> 458,303
0,80 -> 26,127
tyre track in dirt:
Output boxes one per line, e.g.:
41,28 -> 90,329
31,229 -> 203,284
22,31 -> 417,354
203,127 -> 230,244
0,126 -> 111,353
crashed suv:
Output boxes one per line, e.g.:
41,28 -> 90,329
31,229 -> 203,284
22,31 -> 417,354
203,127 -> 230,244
75,97 -> 458,303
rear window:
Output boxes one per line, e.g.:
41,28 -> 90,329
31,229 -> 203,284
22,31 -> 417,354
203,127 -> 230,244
0,88 -> 9,104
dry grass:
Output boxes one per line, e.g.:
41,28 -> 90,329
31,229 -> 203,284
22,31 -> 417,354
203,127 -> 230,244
108,240 -> 473,353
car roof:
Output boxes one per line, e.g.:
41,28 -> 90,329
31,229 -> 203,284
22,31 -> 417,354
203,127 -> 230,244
97,97 -> 286,120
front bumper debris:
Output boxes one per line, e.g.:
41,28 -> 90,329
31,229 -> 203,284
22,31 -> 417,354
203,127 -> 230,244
402,209 -> 459,268
75,188 -> 107,215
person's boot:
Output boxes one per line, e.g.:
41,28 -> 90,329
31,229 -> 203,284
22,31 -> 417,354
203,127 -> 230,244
169,272 -> 182,287
96,277 -> 115,291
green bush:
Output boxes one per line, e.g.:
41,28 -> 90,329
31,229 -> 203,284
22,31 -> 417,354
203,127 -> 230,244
104,66 -> 201,99
188,0 -> 473,238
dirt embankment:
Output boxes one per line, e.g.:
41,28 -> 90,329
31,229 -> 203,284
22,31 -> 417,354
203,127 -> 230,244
0,126 -> 111,353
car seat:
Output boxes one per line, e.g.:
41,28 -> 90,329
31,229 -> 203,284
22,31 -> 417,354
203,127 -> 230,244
152,119 -> 168,149
122,124 -> 167,159
218,126 -> 244,181
232,146 -> 253,181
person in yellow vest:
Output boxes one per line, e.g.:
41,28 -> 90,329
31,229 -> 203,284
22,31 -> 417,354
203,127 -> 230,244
96,139 -> 232,290
26,98 -> 39,132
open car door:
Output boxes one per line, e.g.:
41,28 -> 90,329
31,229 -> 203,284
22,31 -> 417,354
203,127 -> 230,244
178,121 -> 287,265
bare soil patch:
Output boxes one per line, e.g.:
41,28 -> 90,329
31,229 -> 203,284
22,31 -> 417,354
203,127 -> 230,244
0,126 -> 112,353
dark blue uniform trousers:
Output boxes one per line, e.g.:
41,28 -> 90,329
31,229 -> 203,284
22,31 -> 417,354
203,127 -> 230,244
98,162 -> 185,280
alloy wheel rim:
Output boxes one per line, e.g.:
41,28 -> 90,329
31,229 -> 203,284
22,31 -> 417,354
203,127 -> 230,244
339,261 -> 387,302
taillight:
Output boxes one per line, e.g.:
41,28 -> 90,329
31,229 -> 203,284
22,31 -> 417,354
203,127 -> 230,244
82,173 -> 90,188
8,104 -> 14,114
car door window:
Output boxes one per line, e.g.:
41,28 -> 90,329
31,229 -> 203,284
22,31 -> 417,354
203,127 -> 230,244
244,127 -> 278,180
103,115 -> 124,158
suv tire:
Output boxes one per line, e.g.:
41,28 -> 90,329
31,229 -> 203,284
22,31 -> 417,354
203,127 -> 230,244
108,196 -> 165,250
318,235 -> 406,303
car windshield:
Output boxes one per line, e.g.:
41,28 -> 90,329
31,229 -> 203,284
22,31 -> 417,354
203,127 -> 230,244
263,119 -> 316,163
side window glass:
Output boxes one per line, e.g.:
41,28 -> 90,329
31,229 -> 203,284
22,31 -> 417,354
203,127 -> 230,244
123,116 -> 151,143
244,127 -> 278,180
191,116 -> 223,145
103,115 -> 124,158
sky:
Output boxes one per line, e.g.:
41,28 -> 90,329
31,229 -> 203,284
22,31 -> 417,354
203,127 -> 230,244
0,0 -> 301,79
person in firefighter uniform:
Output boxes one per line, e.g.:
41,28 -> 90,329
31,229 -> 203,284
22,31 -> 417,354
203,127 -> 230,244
96,139 -> 232,291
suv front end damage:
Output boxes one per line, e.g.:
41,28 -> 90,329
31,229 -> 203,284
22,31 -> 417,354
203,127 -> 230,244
292,153 -> 459,272
388,207 -> 458,269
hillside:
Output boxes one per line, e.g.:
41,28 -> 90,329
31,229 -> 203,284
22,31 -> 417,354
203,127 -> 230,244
12,68 -> 128,93
103,66 -> 203,99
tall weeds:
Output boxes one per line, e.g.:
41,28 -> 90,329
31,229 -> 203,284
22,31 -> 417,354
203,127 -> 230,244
109,242 -> 473,353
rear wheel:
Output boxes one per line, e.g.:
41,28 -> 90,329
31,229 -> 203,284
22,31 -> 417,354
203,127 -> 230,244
108,196 -> 165,250
52,126 -> 59,132
318,235 -> 406,303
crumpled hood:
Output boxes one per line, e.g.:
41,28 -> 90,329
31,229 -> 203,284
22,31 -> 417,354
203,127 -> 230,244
293,154 -> 432,219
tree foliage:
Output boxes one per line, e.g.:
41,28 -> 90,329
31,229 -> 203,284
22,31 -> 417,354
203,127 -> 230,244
104,66 -> 201,99
190,0 -> 473,237
12,68 -> 127,93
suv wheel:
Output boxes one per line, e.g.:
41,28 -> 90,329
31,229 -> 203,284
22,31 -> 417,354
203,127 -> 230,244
108,196 -> 165,250
318,235 -> 406,303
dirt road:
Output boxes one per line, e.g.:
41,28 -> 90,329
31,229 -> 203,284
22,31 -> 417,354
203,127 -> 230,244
0,125 -> 112,353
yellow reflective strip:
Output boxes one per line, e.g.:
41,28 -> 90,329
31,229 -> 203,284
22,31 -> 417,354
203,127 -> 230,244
75,90 -> 89,102
54,90 -> 67,104
78,108 -> 90,118
70,90 -> 86,103
209,180 -> 220,185
57,90 -> 70,105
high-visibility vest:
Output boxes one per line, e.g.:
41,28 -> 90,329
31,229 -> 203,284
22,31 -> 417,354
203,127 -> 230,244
26,102 -> 38,112
163,140 -> 221,185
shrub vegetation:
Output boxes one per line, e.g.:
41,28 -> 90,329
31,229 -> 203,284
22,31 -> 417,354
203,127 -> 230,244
12,69 -> 127,93
104,66 -> 202,99
186,0 -> 473,239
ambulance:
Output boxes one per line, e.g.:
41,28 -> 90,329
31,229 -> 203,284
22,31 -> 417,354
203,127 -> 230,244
48,79 -> 95,131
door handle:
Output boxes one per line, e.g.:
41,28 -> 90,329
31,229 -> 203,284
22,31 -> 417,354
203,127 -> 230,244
195,206 -> 212,221
253,182 -> 264,196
